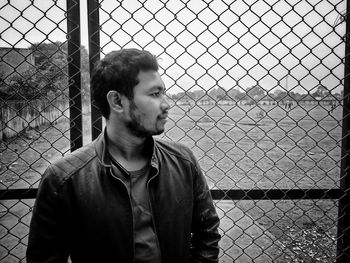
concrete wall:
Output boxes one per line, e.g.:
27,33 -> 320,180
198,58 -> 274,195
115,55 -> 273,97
0,99 -> 70,141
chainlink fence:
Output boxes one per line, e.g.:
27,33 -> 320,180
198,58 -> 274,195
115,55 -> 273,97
0,0 -> 349,262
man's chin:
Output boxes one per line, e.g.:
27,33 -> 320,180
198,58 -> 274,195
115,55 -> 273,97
153,128 -> 165,136
130,128 -> 164,138
152,127 -> 165,135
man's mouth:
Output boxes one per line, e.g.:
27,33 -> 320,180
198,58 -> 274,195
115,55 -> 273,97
158,113 -> 168,120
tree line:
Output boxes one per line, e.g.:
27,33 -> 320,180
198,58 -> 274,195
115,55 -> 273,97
171,84 -> 343,103
0,41 -> 90,101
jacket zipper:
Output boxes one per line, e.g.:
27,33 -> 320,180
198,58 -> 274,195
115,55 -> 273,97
147,168 -> 163,262
109,167 -> 136,263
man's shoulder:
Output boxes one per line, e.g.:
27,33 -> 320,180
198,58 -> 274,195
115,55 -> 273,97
46,141 -> 97,181
154,138 -> 195,162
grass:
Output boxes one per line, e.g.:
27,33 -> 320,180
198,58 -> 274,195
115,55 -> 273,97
282,221 -> 336,262
0,101 -> 343,262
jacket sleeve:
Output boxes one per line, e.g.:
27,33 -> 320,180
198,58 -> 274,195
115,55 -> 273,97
26,166 -> 69,263
190,156 -> 221,263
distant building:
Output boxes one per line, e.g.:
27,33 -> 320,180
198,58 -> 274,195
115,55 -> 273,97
0,47 -> 35,81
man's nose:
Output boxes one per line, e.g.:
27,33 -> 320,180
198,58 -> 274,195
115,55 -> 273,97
161,96 -> 170,111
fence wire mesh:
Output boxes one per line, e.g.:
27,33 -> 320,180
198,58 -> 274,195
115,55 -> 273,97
0,0 -> 85,262
0,0 -> 349,262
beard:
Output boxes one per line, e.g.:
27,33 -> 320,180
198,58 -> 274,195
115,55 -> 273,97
126,100 -> 165,138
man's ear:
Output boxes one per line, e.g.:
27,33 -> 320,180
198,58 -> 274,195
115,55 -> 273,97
107,90 -> 123,112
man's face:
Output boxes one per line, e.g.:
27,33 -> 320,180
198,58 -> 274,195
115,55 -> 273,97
125,70 -> 170,138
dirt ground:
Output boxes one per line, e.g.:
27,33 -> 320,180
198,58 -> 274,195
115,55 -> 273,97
0,115 -> 92,189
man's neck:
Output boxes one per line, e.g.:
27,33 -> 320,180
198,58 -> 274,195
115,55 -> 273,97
106,125 -> 151,171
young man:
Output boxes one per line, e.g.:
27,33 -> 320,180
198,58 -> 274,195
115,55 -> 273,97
27,48 -> 221,263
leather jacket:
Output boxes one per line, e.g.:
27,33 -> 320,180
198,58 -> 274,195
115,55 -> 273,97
27,132 -> 221,263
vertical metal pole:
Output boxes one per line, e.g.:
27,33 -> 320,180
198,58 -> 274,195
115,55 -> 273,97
337,1 -> 350,261
67,0 -> 83,152
87,0 -> 102,140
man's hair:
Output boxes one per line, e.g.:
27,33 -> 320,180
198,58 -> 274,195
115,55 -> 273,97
91,48 -> 159,118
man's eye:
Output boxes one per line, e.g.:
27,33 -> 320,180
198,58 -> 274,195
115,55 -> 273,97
151,90 -> 166,97
151,92 -> 161,97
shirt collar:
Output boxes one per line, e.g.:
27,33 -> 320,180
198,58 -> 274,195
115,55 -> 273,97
96,128 -> 159,170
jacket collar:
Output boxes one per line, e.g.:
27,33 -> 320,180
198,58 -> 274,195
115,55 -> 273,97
94,129 -> 160,170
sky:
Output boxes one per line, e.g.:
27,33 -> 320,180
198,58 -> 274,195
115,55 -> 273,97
0,0 -> 346,95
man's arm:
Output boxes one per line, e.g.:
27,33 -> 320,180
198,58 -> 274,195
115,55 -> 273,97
190,158 -> 221,263
26,166 -> 69,263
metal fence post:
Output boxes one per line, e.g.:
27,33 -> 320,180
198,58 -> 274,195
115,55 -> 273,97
67,0 -> 83,151
88,0 -> 102,140
337,1 -> 350,261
